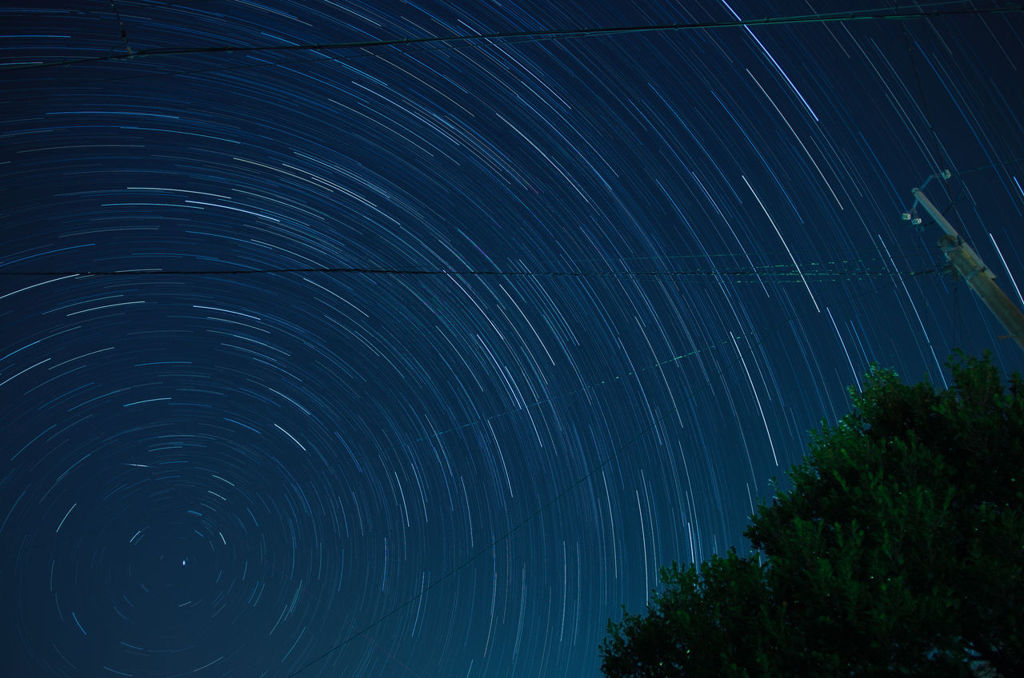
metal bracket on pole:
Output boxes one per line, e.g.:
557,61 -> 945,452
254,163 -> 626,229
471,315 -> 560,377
904,171 -> 1024,352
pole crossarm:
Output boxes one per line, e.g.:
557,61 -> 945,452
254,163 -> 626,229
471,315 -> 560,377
907,182 -> 1024,352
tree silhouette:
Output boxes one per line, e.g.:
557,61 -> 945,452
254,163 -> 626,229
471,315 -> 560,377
601,353 -> 1024,677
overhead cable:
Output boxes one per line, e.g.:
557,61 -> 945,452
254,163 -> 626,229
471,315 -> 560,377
6,2 -> 1021,71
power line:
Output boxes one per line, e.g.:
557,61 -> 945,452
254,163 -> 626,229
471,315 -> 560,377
6,2 -> 1021,72
281,277 -> 899,677
0,263 -> 936,279
1,3 -> 997,672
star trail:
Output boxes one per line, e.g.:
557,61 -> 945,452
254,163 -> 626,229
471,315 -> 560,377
2,1 -> 1023,677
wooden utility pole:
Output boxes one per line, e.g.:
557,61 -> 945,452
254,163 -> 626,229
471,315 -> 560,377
905,175 -> 1024,352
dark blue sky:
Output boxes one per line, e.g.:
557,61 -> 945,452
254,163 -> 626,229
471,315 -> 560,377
2,1 -> 1023,676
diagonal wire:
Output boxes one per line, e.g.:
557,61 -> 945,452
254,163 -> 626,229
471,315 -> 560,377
5,2 -> 1021,72
281,278 -> 906,677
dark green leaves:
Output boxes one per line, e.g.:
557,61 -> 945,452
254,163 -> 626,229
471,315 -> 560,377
601,354 -> 1024,677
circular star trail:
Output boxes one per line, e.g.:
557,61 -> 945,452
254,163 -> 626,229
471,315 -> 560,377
2,1 -> 1023,676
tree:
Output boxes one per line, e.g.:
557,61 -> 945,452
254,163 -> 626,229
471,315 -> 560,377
601,353 -> 1024,677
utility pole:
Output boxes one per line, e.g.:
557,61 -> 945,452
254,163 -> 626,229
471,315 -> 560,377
904,171 -> 1024,352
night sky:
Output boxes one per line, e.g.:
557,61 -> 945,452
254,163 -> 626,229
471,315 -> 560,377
2,1 -> 1024,676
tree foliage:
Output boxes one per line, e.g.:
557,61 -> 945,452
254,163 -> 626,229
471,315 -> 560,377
601,353 -> 1024,677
